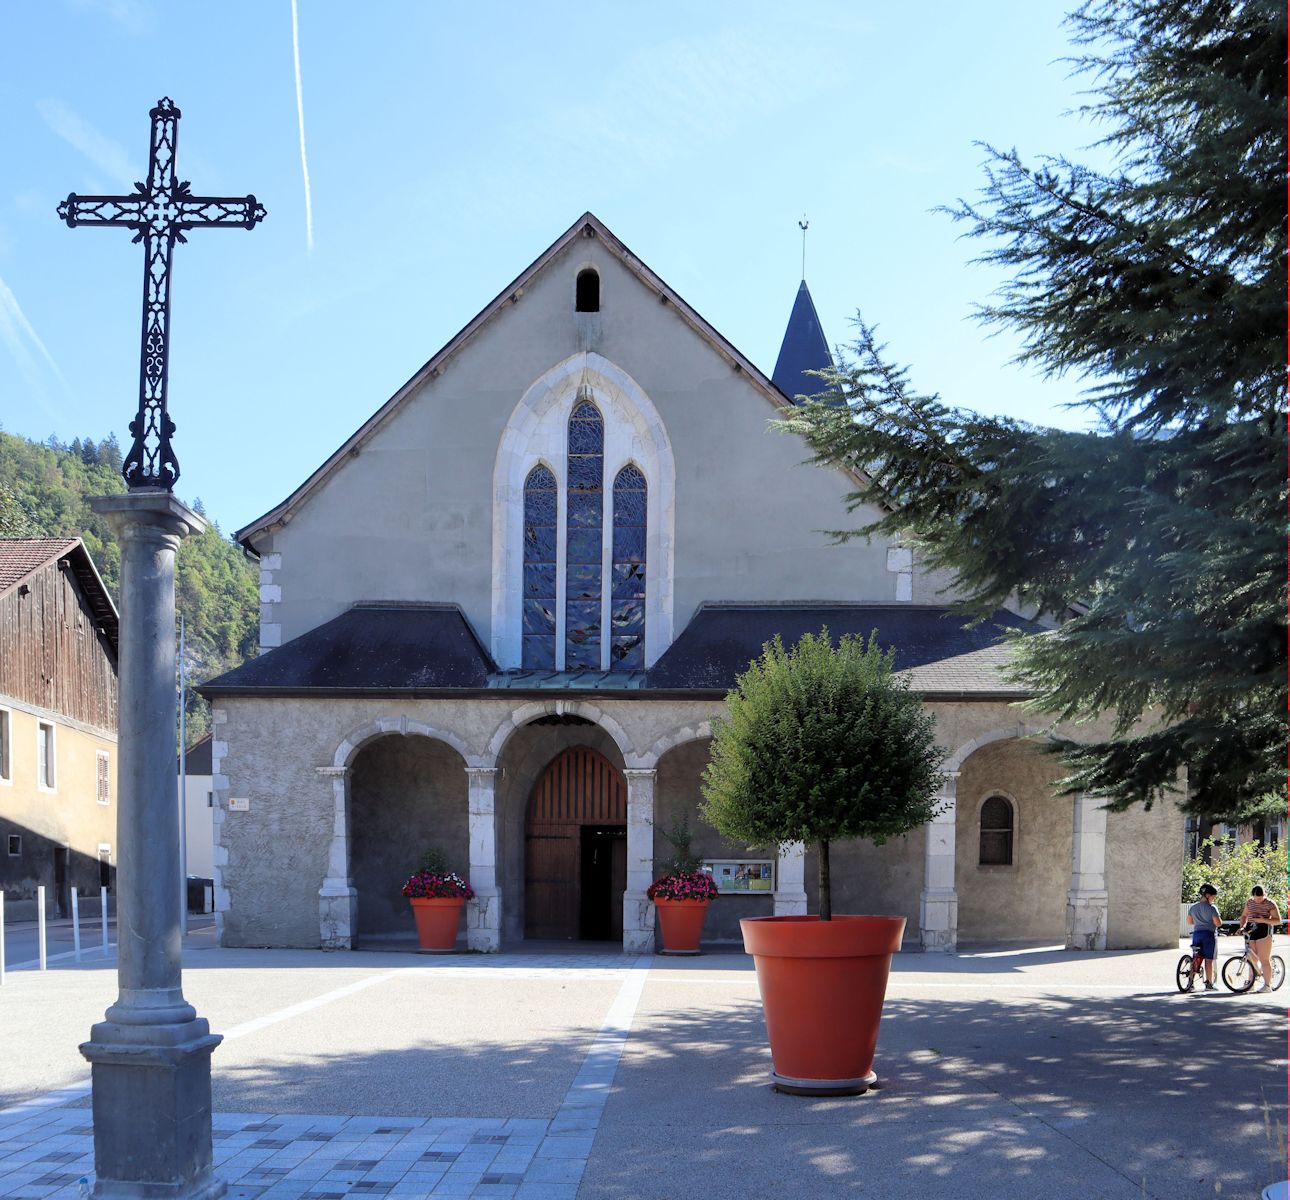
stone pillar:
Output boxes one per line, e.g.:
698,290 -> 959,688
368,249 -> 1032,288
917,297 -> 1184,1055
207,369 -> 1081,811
1066,792 -> 1109,951
919,772 -> 959,952
466,767 -> 502,952
623,768 -> 656,954
82,492 -> 223,1200
317,766 -> 357,950
773,842 -> 808,915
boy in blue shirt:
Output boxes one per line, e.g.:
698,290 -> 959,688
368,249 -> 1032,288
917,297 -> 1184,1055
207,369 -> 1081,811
1186,884 -> 1222,990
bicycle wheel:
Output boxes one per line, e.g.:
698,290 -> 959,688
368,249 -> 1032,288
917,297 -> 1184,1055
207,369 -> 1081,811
1176,954 -> 1200,992
1222,955 -> 1255,993
1271,956 -> 1285,991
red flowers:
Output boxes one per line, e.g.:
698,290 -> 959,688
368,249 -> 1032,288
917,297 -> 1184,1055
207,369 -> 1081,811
647,870 -> 719,902
400,869 -> 474,900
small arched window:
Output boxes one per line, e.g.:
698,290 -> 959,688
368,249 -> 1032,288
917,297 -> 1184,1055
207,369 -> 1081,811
575,269 -> 600,313
565,401 -> 604,669
522,465 -> 557,670
979,795 -> 1015,866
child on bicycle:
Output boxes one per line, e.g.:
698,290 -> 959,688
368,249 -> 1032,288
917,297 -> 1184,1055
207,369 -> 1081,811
1186,884 -> 1222,990
1237,885 -> 1282,994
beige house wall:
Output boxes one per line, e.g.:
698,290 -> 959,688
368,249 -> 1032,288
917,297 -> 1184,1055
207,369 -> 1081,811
0,695 -> 116,906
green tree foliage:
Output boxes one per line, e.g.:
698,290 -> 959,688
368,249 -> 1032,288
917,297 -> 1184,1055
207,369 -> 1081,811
779,0 -> 1285,822
0,429 -> 258,745
1181,837 -> 1288,918
700,631 -> 945,919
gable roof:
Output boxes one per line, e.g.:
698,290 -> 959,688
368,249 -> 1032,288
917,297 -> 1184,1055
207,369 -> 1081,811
0,537 -> 119,653
772,280 -> 835,402
235,212 -> 875,554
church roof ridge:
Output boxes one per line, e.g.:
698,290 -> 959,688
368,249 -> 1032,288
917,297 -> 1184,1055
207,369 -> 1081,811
235,213 -> 875,552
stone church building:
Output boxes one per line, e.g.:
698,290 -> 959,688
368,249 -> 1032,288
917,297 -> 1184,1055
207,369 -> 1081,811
203,213 -> 1180,954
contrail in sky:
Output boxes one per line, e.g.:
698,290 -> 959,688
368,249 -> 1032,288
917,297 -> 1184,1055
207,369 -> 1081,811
290,0 -> 314,251
0,274 -> 68,402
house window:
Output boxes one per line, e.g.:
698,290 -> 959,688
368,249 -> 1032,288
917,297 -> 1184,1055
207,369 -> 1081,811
7,835 -> 20,857
522,464 -> 558,670
565,400 -> 604,669
575,268 -> 600,313
979,795 -> 1014,865
610,465 -> 647,668
207,791 -> 214,808
37,721 -> 55,790
96,751 -> 110,804
0,707 -> 10,783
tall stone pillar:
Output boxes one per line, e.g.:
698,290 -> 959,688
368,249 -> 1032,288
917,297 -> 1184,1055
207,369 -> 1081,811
317,766 -> 357,950
919,772 -> 959,952
466,767 -> 502,952
773,841 -> 808,915
82,493 -> 223,1199
623,768 -> 657,954
1066,792 -> 1109,950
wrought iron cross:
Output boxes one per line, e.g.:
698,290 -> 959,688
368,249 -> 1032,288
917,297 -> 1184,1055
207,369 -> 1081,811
57,98 -> 266,490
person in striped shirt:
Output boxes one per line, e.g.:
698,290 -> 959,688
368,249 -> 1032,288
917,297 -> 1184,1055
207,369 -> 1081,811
1237,885 -> 1282,994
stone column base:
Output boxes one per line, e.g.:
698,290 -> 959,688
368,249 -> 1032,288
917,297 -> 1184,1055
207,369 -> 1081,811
772,890 -> 809,916
467,888 -> 501,952
1066,889 -> 1108,951
319,881 -> 357,950
919,889 -> 958,952
623,891 -> 654,954
81,1021 -> 224,1199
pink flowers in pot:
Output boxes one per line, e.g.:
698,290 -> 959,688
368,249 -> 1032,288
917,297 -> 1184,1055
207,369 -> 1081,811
647,870 -> 719,902
401,869 -> 474,900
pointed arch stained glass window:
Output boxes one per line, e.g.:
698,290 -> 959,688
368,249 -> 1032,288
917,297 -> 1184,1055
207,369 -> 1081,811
522,464 -> 557,670
565,401 -> 604,669
611,464 -> 647,669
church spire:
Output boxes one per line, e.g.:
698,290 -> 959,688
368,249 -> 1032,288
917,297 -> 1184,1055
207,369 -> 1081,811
771,220 -> 834,403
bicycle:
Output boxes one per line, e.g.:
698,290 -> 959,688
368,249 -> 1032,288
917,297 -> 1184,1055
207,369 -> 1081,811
1221,931 -> 1285,993
1175,941 -> 1210,993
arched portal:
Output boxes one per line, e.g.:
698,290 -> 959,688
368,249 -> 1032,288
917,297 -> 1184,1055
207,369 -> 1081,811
525,746 -> 626,941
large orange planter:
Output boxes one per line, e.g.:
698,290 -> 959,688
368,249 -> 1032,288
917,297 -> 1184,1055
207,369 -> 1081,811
741,914 -> 906,1095
654,898 -> 710,954
410,897 -> 466,953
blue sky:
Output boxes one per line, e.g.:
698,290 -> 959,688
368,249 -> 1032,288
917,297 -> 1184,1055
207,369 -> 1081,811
1,1 -> 1104,533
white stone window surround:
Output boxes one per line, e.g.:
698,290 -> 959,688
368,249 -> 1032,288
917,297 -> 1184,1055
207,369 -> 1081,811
36,720 -> 56,792
973,789 -> 1018,870
493,352 -> 675,671
0,705 -> 11,785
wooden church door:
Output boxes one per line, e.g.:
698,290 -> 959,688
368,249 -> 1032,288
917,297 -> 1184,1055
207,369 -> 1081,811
524,747 -> 627,940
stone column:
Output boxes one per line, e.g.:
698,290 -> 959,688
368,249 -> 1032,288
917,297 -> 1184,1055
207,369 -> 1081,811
1066,792 -> 1109,951
623,768 -> 656,954
773,842 -> 808,915
466,767 -> 502,952
317,766 -> 357,950
82,492 -> 223,1200
919,772 -> 959,952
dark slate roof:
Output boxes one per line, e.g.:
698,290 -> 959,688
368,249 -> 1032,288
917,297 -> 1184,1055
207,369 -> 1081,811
179,733 -> 213,775
199,604 -> 495,694
771,280 -> 834,403
646,604 -> 1040,694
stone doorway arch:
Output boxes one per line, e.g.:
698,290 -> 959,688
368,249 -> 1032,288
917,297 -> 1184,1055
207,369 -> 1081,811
524,746 -> 626,941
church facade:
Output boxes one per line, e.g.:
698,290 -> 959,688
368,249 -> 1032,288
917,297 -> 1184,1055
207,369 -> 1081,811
202,214 -> 1181,954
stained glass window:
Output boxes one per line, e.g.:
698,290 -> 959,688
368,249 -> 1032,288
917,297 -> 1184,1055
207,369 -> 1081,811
565,402 -> 603,669
611,464 -> 647,669
522,464 -> 557,670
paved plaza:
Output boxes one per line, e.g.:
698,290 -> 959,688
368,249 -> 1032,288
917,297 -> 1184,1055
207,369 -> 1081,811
0,931 -> 1283,1199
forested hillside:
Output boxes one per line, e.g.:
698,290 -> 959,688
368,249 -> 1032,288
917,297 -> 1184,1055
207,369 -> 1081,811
0,429 -> 257,744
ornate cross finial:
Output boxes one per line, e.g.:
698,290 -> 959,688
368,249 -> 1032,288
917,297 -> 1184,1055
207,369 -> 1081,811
799,215 -> 809,281
57,98 -> 266,491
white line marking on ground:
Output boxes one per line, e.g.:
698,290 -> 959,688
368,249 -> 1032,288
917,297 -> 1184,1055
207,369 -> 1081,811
220,969 -> 404,1042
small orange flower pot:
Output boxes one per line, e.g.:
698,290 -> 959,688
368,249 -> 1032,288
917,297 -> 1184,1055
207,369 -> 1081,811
410,897 -> 466,953
741,913 -> 905,1095
655,898 -> 710,954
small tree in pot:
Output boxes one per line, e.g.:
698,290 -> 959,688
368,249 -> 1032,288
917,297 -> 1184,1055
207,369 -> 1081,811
701,629 -> 944,1094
